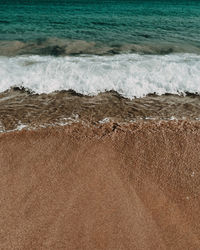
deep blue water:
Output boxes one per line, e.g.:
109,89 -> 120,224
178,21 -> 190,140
0,0 -> 199,55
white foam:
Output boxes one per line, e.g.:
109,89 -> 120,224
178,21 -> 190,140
0,115 -> 80,133
0,121 -> 28,133
0,53 -> 200,98
99,118 -> 110,124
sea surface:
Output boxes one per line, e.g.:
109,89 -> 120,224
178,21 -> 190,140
1,0 -> 200,51
0,0 -> 200,130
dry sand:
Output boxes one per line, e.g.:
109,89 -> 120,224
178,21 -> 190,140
0,121 -> 200,249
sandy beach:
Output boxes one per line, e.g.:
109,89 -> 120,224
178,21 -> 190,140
0,121 -> 200,249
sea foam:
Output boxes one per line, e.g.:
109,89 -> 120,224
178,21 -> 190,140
0,53 -> 200,98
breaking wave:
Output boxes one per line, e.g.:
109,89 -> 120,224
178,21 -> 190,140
0,53 -> 200,98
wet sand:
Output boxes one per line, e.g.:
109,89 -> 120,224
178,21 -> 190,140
0,121 -> 200,249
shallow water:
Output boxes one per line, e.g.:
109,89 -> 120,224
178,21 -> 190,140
1,88 -> 200,131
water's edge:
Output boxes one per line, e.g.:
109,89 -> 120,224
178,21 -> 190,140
1,88 -> 200,132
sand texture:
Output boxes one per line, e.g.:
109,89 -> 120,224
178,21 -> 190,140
0,121 -> 200,249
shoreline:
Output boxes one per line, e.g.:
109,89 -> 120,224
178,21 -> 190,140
2,89 -> 200,131
1,121 -> 200,249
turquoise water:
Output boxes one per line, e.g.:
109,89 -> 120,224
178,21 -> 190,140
0,0 -> 200,55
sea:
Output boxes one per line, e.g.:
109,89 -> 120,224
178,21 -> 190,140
0,0 -> 200,130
